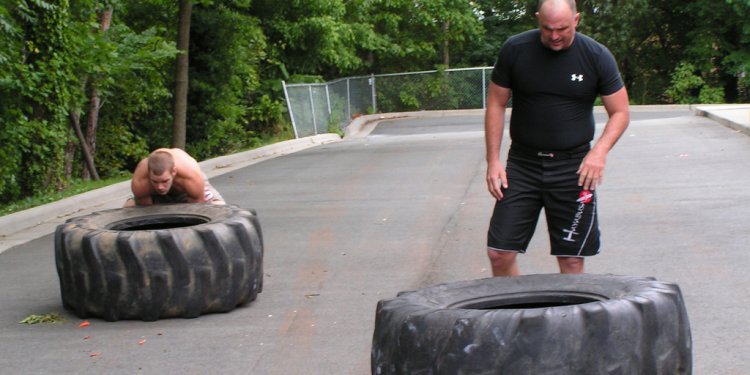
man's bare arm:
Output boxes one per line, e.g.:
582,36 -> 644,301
180,170 -> 208,203
130,159 -> 154,206
485,82 -> 512,200
577,87 -> 630,190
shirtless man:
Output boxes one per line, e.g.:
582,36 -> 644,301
124,148 -> 226,207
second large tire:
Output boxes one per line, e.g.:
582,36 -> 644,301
54,204 -> 263,321
372,274 -> 691,374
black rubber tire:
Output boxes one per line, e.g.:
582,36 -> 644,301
54,204 -> 263,321
372,274 -> 691,374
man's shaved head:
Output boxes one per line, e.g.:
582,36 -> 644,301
538,0 -> 577,14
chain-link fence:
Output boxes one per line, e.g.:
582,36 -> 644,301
283,67 -> 494,138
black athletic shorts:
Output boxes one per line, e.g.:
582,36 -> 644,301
487,143 -> 600,257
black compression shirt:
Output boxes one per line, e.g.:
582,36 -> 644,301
491,30 -> 624,150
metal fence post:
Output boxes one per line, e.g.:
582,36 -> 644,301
282,80 -> 300,139
308,85 -> 318,135
325,84 -> 332,116
370,73 -> 377,113
345,78 -> 352,121
325,84 -> 334,132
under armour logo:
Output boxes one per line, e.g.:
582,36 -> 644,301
571,74 -> 584,82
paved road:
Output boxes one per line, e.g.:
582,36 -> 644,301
1,107 -> 749,374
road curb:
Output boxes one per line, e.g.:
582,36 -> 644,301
694,104 -> 750,136
344,109 -> 485,139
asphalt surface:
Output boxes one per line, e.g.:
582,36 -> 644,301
1,105 -> 749,374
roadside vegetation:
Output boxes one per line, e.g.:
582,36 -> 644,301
1,0 -> 748,215
0,176 -> 128,216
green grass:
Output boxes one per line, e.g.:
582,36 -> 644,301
0,175 -> 130,217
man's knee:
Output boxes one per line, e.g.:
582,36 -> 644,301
487,248 -> 520,275
557,256 -> 585,274
487,249 -> 516,263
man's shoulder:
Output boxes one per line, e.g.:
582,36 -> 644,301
573,32 -> 611,55
132,156 -> 150,174
505,29 -> 540,47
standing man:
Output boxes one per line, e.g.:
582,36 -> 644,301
485,0 -> 630,276
124,148 -> 226,207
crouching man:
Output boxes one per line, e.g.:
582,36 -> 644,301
124,148 -> 225,207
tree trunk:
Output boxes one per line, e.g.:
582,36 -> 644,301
172,0 -> 192,150
82,6 -> 112,180
70,110 -> 100,180
64,138 -> 76,180
82,89 -> 99,180
442,19 -> 450,67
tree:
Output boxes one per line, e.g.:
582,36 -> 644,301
66,0 -> 179,180
251,0 -> 364,78
172,0 -> 191,149
80,3 -> 113,180
579,0 -> 749,104
184,2 -> 268,159
0,3 -> 27,199
8,0 -> 76,197
455,0 -> 536,66
411,0 -> 483,67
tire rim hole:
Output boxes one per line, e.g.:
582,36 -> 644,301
108,215 -> 210,231
451,292 -> 606,310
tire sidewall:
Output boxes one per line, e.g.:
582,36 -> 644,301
372,274 -> 692,375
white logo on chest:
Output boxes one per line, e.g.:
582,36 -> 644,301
571,74 -> 584,82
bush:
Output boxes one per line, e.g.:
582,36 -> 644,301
666,63 -> 725,104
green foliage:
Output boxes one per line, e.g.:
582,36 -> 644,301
327,117 -> 344,136
81,22 -> 179,173
248,94 -> 287,135
413,0 -> 484,66
0,0 -> 180,203
465,0 -> 535,66
666,63 -> 725,104
183,3 -> 267,160
665,63 -> 704,104
93,122 -> 149,177
377,67 -> 459,113
577,0 -> 747,104
253,0 -> 364,77
699,86 -> 726,104
0,0 -> 76,202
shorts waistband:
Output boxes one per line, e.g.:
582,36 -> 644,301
509,143 -> 590,160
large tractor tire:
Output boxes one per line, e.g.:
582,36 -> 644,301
372,274 -> 691,374
54,204 -> 263,321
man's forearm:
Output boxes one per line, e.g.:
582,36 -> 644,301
595,88 -> 630,153
485,107 -> 506,164
593,110 -> 629,153
134,195 -> 153,206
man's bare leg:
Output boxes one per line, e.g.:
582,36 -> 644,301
557,256 -> 584,274
487,249 -> 520,276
